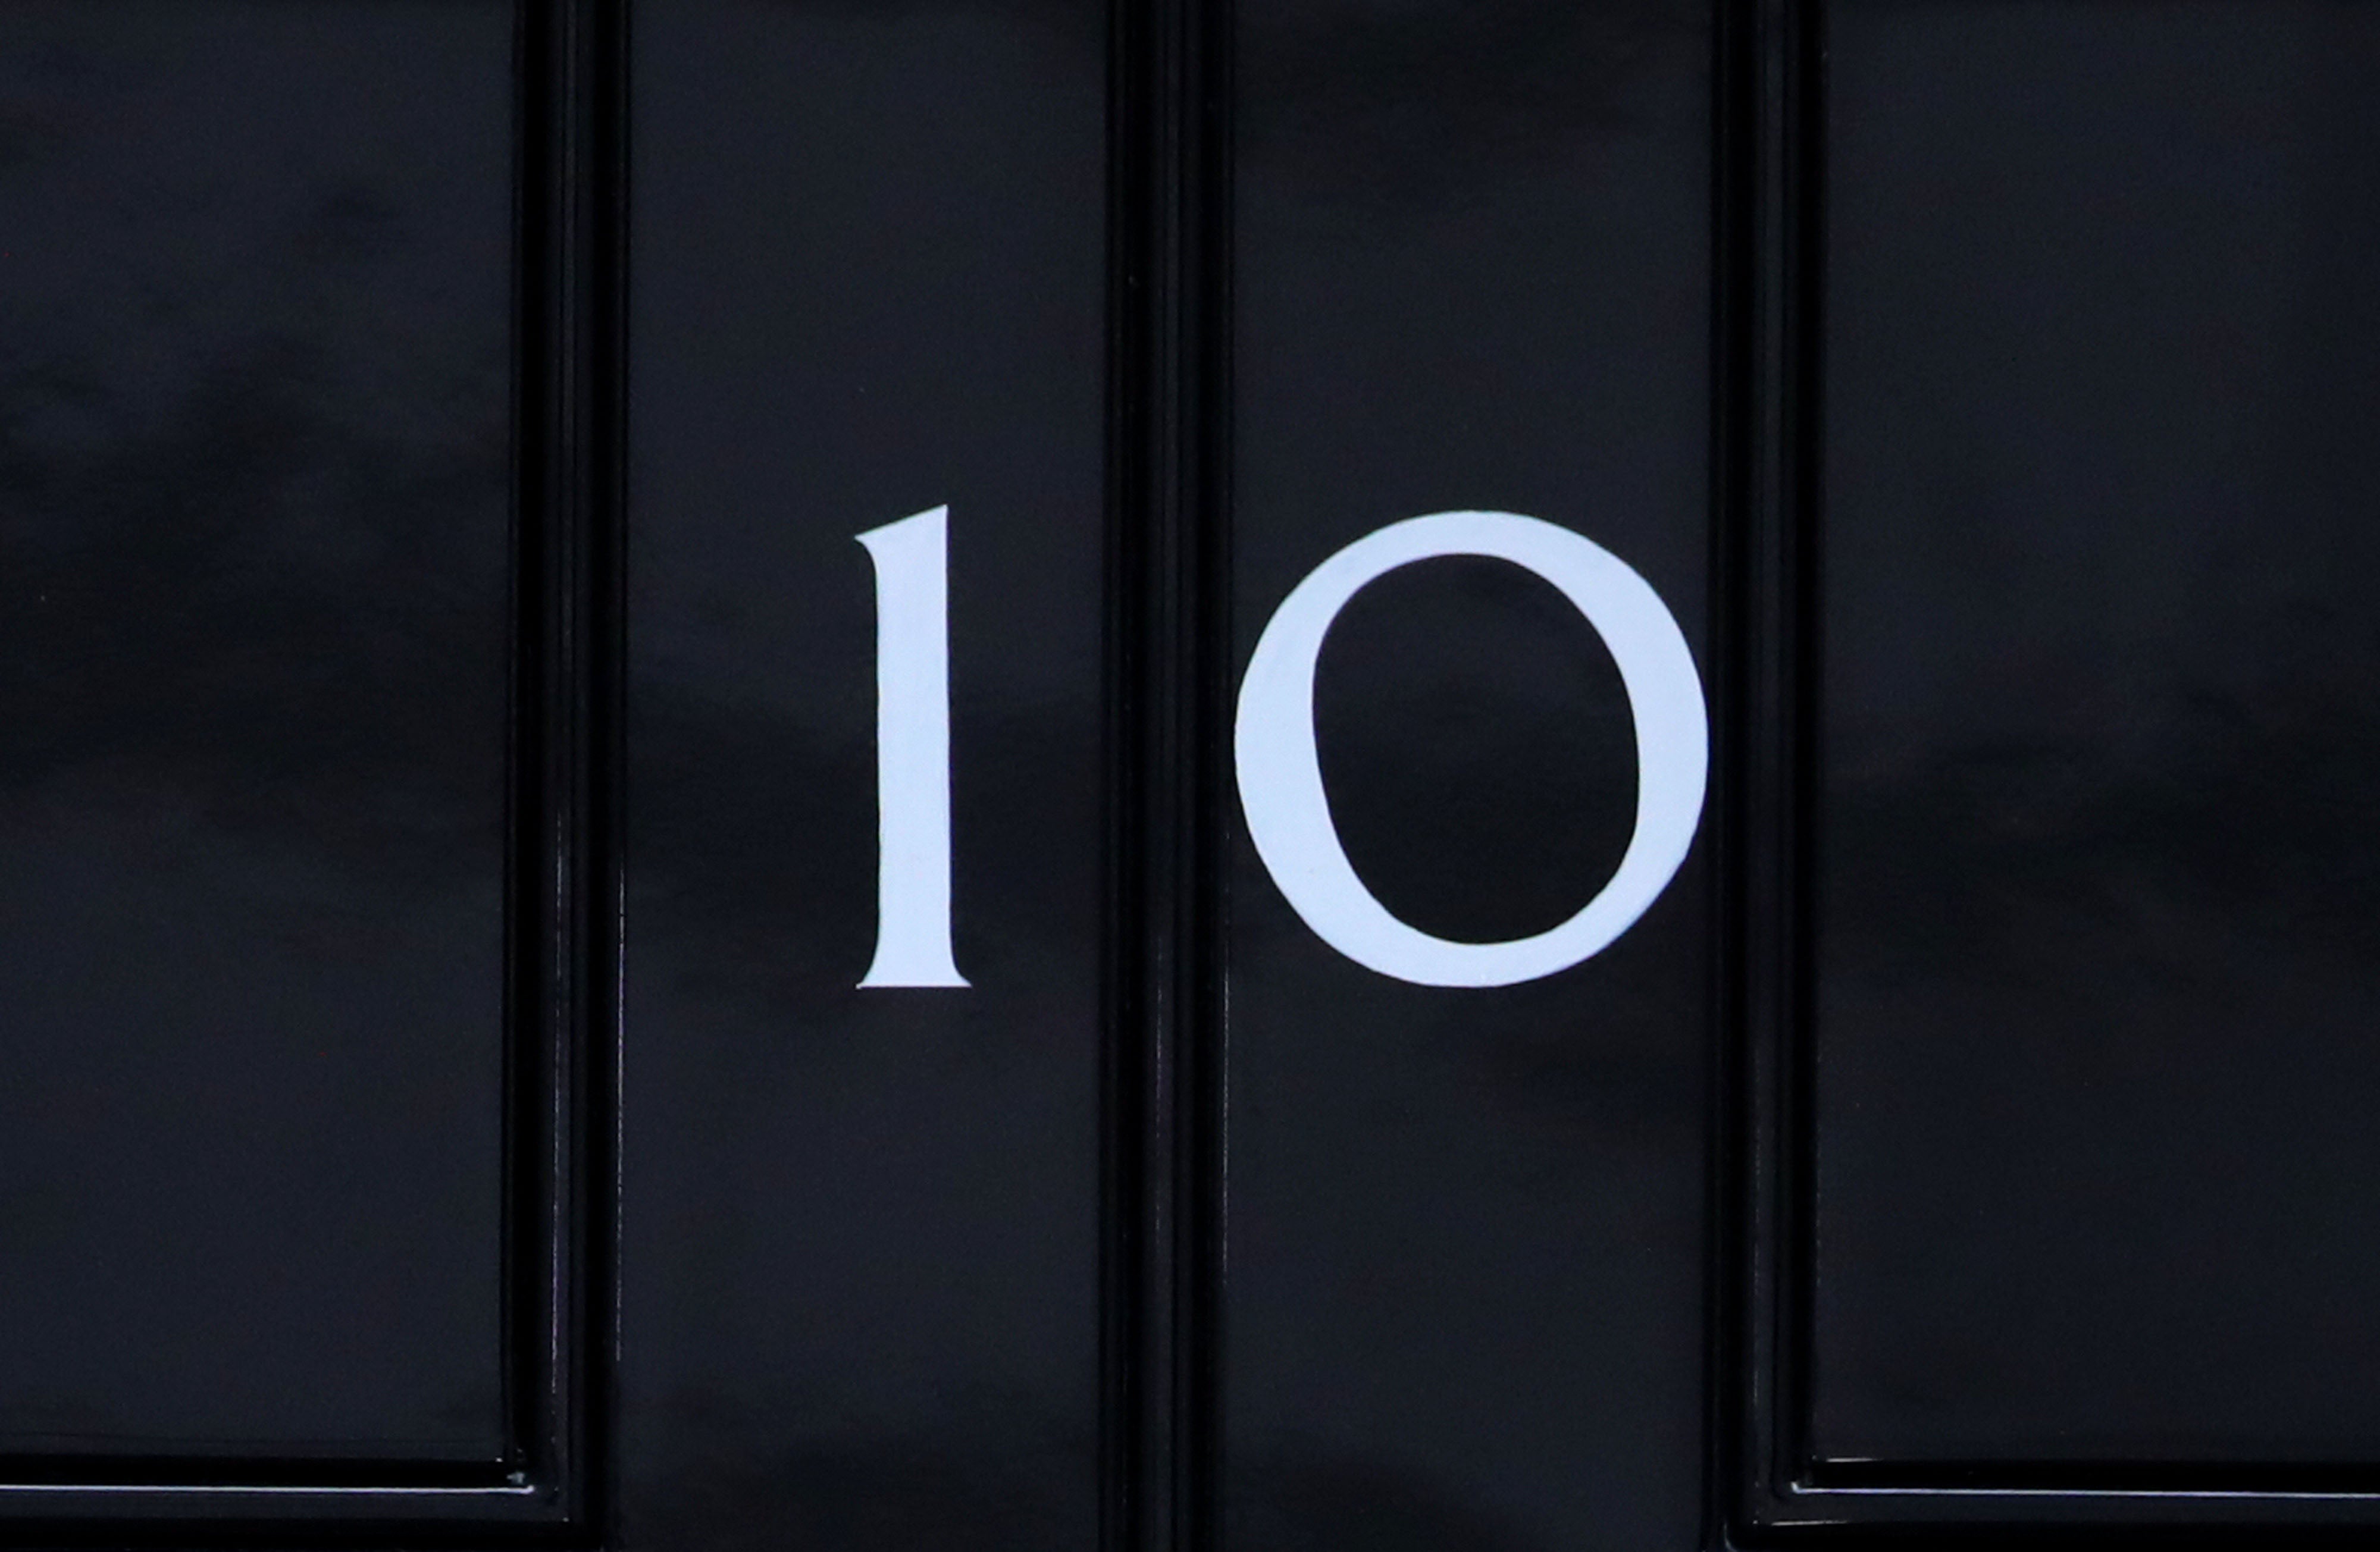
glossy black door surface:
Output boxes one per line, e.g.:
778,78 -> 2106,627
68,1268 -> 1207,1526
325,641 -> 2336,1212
1743,0 -> 2380,1531
1222,4 -> 1714,1547
15,0 -> 2380,1547
0,0 -> 515,1477
622,0 -> 1107,1544
1815,0 -> 2380,1466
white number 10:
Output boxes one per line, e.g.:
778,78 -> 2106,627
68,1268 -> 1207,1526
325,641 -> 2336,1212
859,505 -> 1707,990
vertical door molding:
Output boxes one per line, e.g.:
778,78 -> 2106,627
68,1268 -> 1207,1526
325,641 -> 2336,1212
1104,0 -> 1234,1544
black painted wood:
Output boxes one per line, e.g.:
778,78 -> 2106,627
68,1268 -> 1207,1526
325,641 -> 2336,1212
0,0 -> 618,1534
1737,0 -> 2380,1537
618,2 -> 1108,1547
10,1 -> 2380,1547
1220,4 -> 1717,1550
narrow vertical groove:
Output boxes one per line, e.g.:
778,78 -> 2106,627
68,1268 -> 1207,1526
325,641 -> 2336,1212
1778,0 -> 1828,1502
1728,0 -> 1822,1532
572,0 -> 629,1537
1705,0 -> 1758,1536
1105,0 -> 1232,1544
506,0 -> 560,1504
1181,0 -> 1233,1545
513,0 -> 624,1534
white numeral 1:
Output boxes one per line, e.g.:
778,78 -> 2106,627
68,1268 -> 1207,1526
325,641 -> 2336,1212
857,505 -> 968,988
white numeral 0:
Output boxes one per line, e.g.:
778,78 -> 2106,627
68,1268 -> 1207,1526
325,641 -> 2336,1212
1235,510 -> 1707,988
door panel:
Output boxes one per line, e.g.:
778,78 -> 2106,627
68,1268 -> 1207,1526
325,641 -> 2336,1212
1816,0 -> 2380,1469
1743,0 -> 2380,1531
0,0 -> 515,1479
621,0 -> 1108,1544
1224,3 -> 1714,1547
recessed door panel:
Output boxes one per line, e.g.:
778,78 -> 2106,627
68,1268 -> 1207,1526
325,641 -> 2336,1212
1763,0 -> 2380,1525
621,1 -> 1108,1543
0,0 -> 515,1472
1225,3 -> 1715,1545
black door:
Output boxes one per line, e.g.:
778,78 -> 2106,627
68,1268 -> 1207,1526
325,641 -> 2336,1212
4,0 -> 2378,1547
